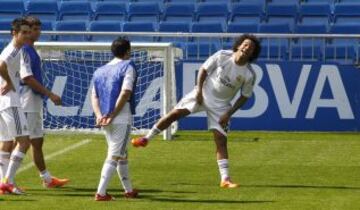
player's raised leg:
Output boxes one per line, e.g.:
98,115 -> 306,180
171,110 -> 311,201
132,108 -> 190,147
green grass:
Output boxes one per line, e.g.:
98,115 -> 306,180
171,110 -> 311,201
2,131 -> 360,210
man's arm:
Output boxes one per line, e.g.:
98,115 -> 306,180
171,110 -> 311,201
195,68 -> 208,105
91,89 -> 103,127
102,89 -> 132,126
22,76 -> 61,105
219,95 -> 249,129
0,60 -> 15,95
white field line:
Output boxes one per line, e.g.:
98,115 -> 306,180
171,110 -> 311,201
18,139 -> 91,173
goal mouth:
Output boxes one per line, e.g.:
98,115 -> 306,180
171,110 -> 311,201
36,42 -> 181,139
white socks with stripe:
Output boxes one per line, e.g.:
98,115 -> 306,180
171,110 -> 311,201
117,159 -> 133,193
217,159 -> 230,181
145,125 -> 161,140
6,150 -> 25,184
0,151 -> 10,181
40,170 -> 52,183
97,159 -> 117,196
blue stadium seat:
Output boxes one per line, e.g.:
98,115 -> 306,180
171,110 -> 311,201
239,0 -> 266,9
101,0 -> 129,2
94,2 -> 127,21
259,23 -> 291,60
299,3 -> 331,25
334,4 -> 360,24
0,1 -> 24,20
59,2 -> 92,21
196,3 -> 229,25
290,24 -> 327,61
39,21 -> 54,41
268,0 -> 299,4
185,42 -> 218,60
305,0 -> 334,3
158,22 -> 190,42
123,22 -> 156,42
55,21 -> 87,41
26,1 -> 58,21
230,3 -> 263,24
338,0 -> 360,3
167,0 -> 197,3
329,23 -> 360,45
192,22 -> 224,43
0,20 -> 12,42
227,23 -> 258,33
163,3 -> 195,23
128,3 -> 161,22
89,21 -> 122,42
0,40 -> 7,52
266,3 -> 298,31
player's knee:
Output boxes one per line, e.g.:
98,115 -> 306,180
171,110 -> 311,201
170,109 -> 188,120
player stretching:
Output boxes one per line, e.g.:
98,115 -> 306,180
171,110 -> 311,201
132,34 -> 261,188
19,16 -> 69,188
0,18 -> 32,194
92,37 -> 138,201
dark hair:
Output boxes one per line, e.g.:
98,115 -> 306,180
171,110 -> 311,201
11,17 -> 30,33
111,37 -> 131,58
25,16 -> 42,27
232,34 -> 261,62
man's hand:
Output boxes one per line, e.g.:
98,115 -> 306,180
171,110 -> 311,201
0,81 -> 15,96
195,90 -> 203,105
101,115 -> 114,126
95,116 -> 105,127
49,93 -> 62,105
219,112 -> 231,130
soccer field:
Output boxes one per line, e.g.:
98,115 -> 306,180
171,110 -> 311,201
2,131 -> 360,210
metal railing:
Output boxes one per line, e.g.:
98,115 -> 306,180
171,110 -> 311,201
1,31 -> 359,63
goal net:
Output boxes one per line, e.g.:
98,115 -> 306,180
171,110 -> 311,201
35,42 -> 179,140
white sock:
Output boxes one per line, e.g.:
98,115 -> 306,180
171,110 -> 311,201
97,159 -> 117,196
0,151 -> 10,180
217,159 -> 230,181
40,170 -> 52,183
6,150 -> 25,184
116,159 -> 133,193
145,125 -> 161,140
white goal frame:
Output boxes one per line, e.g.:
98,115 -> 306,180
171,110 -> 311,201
35,42 -> 179,140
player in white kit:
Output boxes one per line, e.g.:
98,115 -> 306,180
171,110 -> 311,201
92,37 -> 138,201
19,16 -> 69,188
0,18 -> 32,195
132,34 -> 261,188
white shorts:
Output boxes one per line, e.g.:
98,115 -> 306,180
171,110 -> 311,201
103,123 -> 131,158
175,89 -> 231,136
24,112 -> 44,139
0,107 -> 29,141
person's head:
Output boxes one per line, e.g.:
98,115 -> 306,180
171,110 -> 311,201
111,37 -> 131,59
11,17 -> 31,47
232,34 -> 261,65
25,16 -> 42,43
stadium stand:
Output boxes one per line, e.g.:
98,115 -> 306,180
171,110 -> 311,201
89,21 -> 122,42
0,0 -> 24,20
26,1 -> 58,22
162,3 -> 195,23
59,1 -> 92,21
55,21 -> 87,41
229,3 -> 263,24
128,2 -> 161,22
93,2 -> 127,21
196,3 -> 229,25
298,3 -> 331,25
123,22 -> 156,42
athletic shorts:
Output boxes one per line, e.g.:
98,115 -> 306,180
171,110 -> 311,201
103,123 -> 132,159
174,89 -> 231,136
0,107 -> 29,141
24,112 -> 44,139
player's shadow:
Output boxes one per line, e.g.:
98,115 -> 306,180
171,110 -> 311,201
150,197 -> 274,204
242,184 -> 360,190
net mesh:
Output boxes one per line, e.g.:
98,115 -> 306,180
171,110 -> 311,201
39,48 -> 167,134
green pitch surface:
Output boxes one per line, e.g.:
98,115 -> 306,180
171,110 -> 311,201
2,131 -> 360,210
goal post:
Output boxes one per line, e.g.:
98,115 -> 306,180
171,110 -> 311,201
35,42 -> 181,140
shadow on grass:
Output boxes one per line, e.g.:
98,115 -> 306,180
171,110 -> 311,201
242,184 -> 360,190
150,197 -> 274,204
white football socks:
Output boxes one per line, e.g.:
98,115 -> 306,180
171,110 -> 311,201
0,151 -> 10,181
117,159 -> 133,193
97,159 -> 117,196
6,150 -> 25,184
217,159 -> 230,181
145,125 -> 161,140
40,170 -> 52,183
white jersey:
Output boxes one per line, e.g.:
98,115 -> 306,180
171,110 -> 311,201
201,50 -> 256,108
92,57 -> 135,124
0,41 -> 31,112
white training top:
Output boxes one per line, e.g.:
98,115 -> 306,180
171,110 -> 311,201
92,57 -> 135,124
201,50 -> 256,109
0,41 -> 32,112
19,49 -> 43,113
